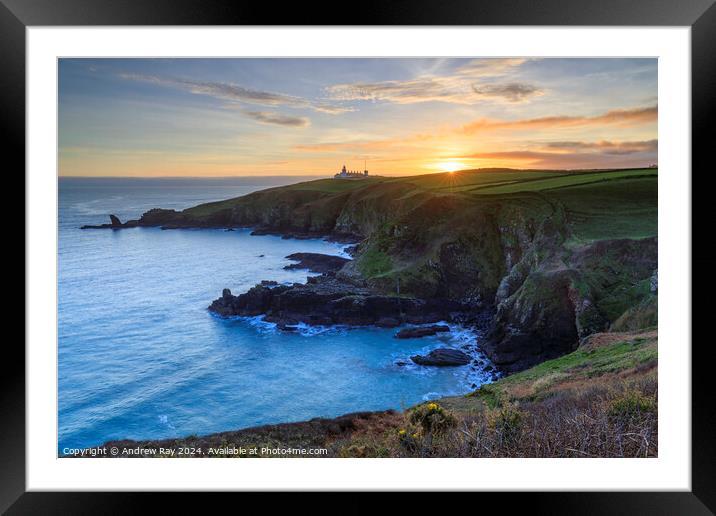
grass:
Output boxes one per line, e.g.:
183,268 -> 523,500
357,246 -> 393,277
277,177 -> 387,193
472,168 -> 657,194
549,177 -> 657,243
387,168 -> 564,193
495,331 -> 657,389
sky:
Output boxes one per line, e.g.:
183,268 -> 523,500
58,58 -> 657,177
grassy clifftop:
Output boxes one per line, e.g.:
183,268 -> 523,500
174,167 -> 656,297
179,167 -> 657,245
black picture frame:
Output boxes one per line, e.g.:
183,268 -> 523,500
5,0 -> 713,511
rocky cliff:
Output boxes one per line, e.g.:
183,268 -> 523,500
86,172 -> 658,374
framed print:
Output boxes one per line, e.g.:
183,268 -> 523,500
6,0 -> 714,511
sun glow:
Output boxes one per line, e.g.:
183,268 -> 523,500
435,161 -> 466,173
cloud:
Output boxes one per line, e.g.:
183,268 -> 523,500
471,82 -> 543,102
295,106 -> 658,155
459,105 -> 657,134
118,73 -> 353,114
543,139 -> 657,155
324,58 -> 537,106
454,58 -> 530,77
462,149 -> 655,169
243,111 -> 310,128
462,138 -> 657,168
325,77 -> 469,104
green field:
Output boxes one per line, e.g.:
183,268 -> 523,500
469,168 -> 657,195
386,169 -> 565,193
548,177 -> 657,243
183,167 -> 657,244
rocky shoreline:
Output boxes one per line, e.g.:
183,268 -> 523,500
209,276 -> 472,329
209,248 -> 499,382
82,191 -> 657,376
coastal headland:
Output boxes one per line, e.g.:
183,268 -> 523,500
80,167 -> 658,457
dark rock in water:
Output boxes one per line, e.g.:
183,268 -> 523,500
394,360 -> 407,367
225,228 -> 235,232
283,253 -> 350,274
483,364 -> 494,372
208,275 -> 468,327
395,325 -> 450,339
81,214 -> 139,230
277,323 -> 299,332
410,348 -> 471,367
81,209 -> 183,230
222,288 -> 232,298
258,254 -> 265,258
261,280 -> 278,286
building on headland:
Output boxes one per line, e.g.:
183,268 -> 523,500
334,164 -> 369,179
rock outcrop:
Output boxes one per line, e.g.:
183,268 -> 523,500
283,253 -> 350,274
411,348 -> 471,366
483,237 -> 658,373
394,325 -> 450,339
81,214 -> 137,229
483,270 -> 580,372
209,276 -> 468,328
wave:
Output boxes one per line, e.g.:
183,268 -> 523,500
386,322 -> 501,392
236,315 -> 351,337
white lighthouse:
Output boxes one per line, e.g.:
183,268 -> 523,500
334,163 -> 369,179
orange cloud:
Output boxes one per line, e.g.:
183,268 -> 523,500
458,106 -> 657,134
542,139 -> 657,155
293,106 -> 658,157
462,138 -> 658,169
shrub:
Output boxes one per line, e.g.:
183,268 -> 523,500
396,428 -> 421,452
487,403 -> 524,445
409,402 -> 457,435
469,384 -> 501,408
607,390 -> 656,423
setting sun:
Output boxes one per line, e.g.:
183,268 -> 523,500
436,162 -> 466,173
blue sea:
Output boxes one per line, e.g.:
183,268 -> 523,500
58,177 -> 496,452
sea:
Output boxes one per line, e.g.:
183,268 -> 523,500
58,177 -> 496,452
